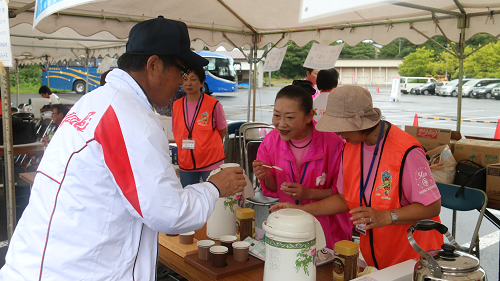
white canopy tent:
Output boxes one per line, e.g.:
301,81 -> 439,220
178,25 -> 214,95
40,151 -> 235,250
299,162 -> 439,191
2,0 -> 500,238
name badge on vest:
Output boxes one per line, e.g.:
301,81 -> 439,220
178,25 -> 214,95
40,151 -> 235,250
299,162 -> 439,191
182,139 -> 195,150
356,223 -> 367,235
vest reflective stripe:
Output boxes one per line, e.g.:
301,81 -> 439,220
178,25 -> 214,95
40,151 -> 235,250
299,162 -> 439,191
343,123 -> 442,269
172,95 -> 225,170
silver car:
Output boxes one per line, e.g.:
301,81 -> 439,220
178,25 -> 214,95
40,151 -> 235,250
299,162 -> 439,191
492,87 -> 500,100
437,79 -> 471,97
461,78 -> 500,97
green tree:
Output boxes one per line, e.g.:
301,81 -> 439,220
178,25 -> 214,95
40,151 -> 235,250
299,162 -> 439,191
272,41 -> 314,79
463,41 -> 500,78
10,64 -> 42,87
337,42 -> 376,59
398,47 -> 435,77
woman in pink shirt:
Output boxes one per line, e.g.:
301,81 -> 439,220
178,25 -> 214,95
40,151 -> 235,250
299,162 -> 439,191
253,82 -> 352,249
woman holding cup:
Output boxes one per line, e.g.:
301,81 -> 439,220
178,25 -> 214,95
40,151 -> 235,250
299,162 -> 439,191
252,82 -> 352,249
270,85 -> 442,269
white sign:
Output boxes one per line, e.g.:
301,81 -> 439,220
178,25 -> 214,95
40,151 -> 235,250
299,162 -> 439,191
299,0 -> 394,22
34,0 -> 103,28
263,46 -> 288,72
0,1 -> 12,67
303,43 -> 344,70
390,78 -> 401,102
97,57 -> 115,73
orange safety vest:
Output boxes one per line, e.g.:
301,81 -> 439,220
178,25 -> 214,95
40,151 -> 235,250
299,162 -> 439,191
172,94 -> 225,170
343,123 -> 442,269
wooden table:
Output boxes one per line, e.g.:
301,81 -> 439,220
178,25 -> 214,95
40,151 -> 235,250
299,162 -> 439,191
158,225 -> 333,281
19,172 -> 36,185
0,142 -> 45,157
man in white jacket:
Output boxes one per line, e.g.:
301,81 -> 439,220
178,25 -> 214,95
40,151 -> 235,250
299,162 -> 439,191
0,16 -> 245,280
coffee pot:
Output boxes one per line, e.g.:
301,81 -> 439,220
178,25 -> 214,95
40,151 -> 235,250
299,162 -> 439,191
408,220 -> 486,281
262,209 -> 326,281
206,163 -> 254,240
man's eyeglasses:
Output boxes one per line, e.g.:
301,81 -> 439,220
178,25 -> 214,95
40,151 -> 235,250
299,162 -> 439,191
174,63 -> 190,78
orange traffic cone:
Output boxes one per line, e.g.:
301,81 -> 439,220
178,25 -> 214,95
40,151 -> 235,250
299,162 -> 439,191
365,86 -> 369,91
376,86 -> 380,93
413,114 -> 419,126
494,119 -> 500,139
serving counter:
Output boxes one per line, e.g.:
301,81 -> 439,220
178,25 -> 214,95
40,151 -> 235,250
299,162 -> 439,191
158,224 -> 333,280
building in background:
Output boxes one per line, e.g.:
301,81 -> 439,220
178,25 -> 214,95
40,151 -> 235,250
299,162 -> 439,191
335,58 -> 403,86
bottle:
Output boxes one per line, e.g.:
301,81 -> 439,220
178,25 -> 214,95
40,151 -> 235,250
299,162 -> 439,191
236,208 -> 255,241
171,147 -> 178,165
332,240 -> 359,281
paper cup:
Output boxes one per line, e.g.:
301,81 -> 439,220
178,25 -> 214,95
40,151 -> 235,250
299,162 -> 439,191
209,246 -> 228,267
220,163 -> 240,169
197,240 -> 215,260
219,235 -> 237,255
179,231 -> 195,245
232,241 -> 250,262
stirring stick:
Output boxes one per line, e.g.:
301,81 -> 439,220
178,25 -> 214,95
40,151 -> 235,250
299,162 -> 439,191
262,164 -> 284,171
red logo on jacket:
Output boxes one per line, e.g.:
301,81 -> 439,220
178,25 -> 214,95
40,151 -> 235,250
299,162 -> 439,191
61,112 -> 96,132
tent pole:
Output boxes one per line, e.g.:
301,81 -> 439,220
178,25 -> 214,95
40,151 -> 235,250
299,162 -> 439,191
45,55 -> 50,88
456,21 -> 466,133
252,36 -> 257,122
15,59 -> 19,107
85,49 -> 90,94
247,48 -> 253,122
1,66 -> 17,240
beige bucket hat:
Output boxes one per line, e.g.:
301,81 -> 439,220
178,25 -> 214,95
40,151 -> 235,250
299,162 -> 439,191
316,85 -> 382,133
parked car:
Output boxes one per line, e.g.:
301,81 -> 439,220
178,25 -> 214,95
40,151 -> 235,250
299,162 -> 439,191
471,83 -> 500,99
411,82 -> 437,95
461,78 -> 500,97
492,86 -> 500,100
400,77 -> 438,94
436,79 -> 472,97
434,81 -> 448,94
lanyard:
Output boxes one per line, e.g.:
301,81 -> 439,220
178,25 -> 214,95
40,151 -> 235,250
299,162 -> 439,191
359,121 -> 385,207
289,161 -> 309,205
184,94 -> 203,138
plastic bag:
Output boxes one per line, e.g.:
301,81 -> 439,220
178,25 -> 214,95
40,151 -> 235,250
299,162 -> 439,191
426,145 -> 457,184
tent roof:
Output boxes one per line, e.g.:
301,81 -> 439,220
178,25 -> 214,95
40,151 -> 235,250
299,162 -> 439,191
8,0 -> 500,54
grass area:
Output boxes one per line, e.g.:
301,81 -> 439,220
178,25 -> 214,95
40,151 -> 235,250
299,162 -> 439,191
9,84 -> 71,94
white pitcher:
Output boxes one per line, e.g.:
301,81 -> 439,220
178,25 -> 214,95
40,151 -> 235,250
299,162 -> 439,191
206,163 -> 254,240
262,209 -> 326,281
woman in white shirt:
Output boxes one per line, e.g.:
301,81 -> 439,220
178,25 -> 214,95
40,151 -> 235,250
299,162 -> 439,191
313,68 -> 338,122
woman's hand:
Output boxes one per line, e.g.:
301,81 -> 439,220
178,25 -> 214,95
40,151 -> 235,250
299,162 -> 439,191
253,160 -> 273,180
349,206 -> 392,231
280,182 -> 311,200
269,202 -> 302,212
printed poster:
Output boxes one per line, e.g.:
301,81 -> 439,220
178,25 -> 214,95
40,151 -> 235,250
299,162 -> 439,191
0,0 -> 12,67
303,43 -> 344,70
97,56 -> 115,73
34,0 -> 103,28
390,78 -> 401,101
263,46 -> 288,72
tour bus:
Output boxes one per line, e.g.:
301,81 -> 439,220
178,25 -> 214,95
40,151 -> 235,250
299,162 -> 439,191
42,52 -> 238,95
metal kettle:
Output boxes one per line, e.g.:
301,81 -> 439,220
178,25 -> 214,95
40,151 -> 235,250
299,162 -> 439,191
407,220 -> 486,281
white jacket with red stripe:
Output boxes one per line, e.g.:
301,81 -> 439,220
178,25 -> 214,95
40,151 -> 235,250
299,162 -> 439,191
0,69 -> 220,280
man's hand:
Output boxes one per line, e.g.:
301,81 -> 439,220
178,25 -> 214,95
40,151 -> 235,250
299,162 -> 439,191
208,167 -> 246,197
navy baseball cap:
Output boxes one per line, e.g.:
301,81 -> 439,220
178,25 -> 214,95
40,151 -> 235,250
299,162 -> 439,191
126,16 -> 208,67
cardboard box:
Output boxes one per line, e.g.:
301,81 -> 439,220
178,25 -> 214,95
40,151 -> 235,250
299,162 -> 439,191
453,139 -> 500,167
486,164 -> 500,201
405,126 -> 461,151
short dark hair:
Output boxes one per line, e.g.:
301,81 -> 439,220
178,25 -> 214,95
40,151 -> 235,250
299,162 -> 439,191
51,104 -> 69,117
317,68 -> 339,91
100,69 -> 112,86
306,68 -> 314,74
117,52 -> 177,72
189,66 -> 206,84
275,85 -> 313,115
39,85 -> 51,95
